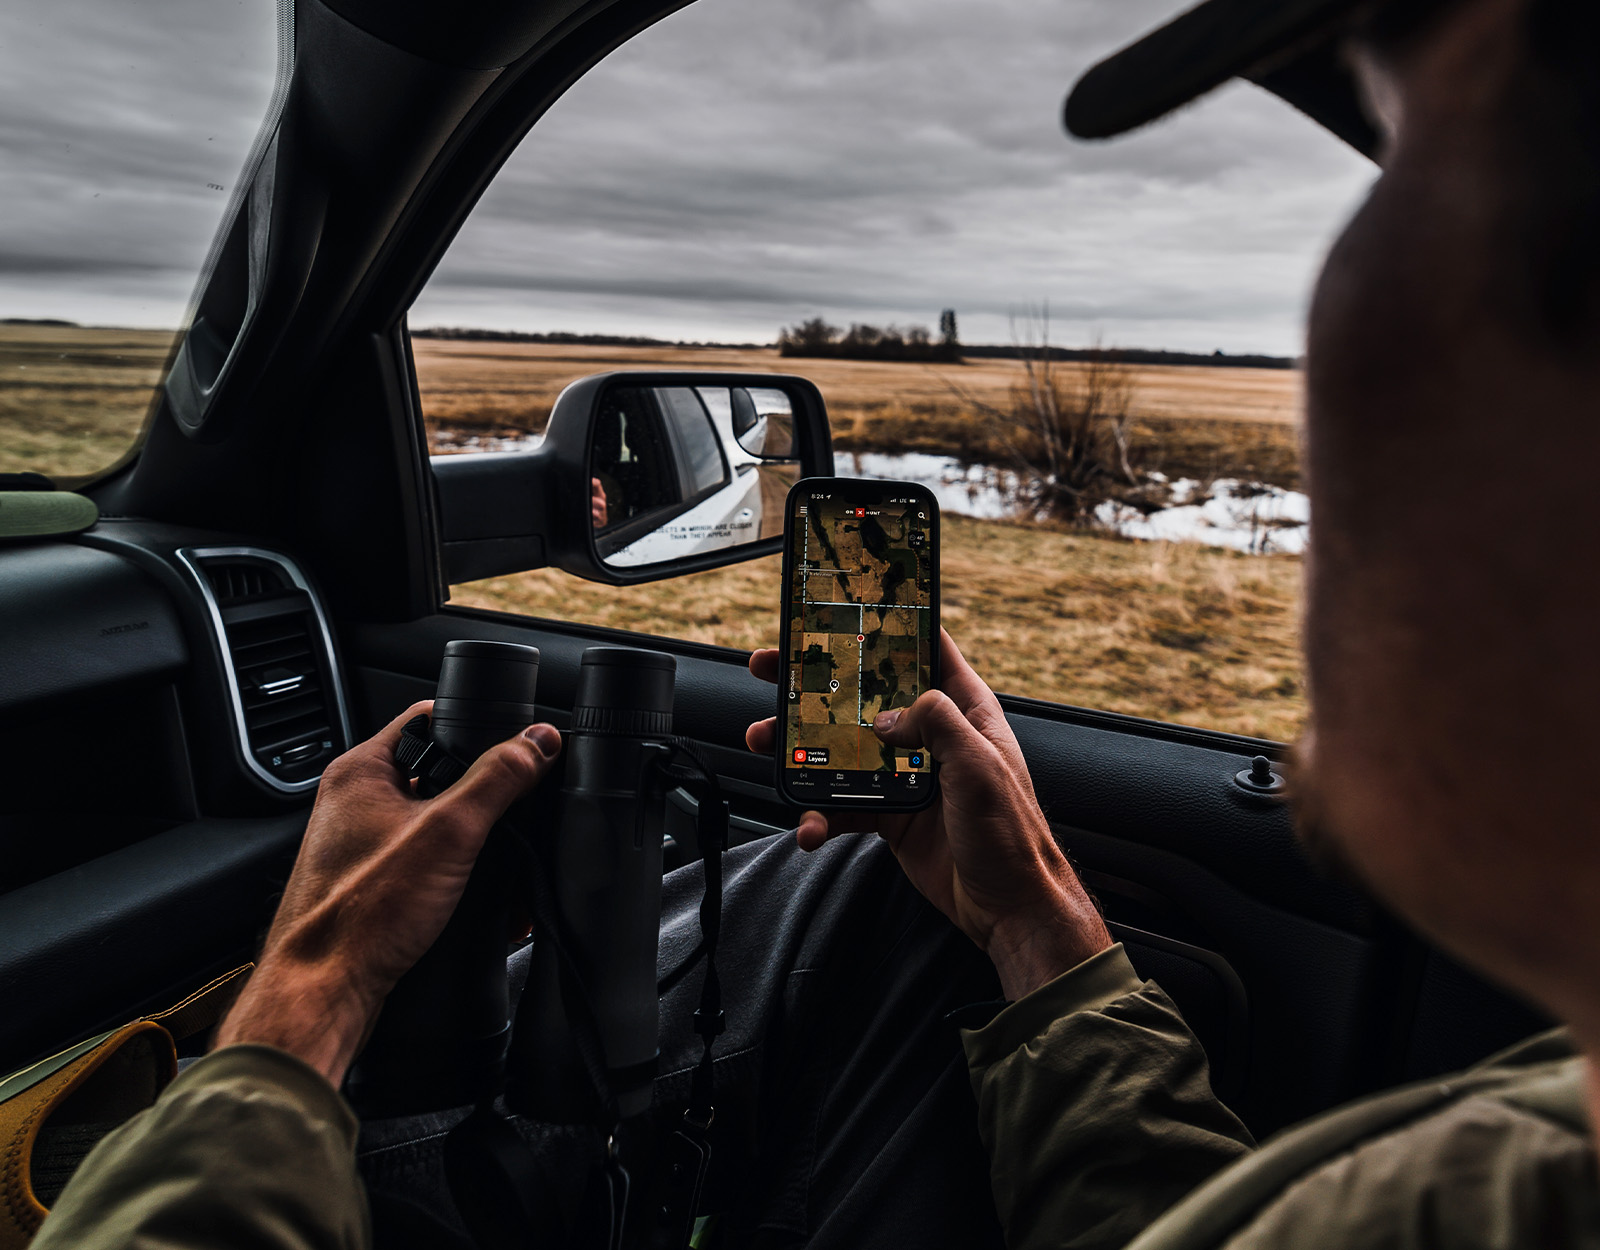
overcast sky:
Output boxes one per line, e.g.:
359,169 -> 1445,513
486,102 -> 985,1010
1,0 -> 1376,355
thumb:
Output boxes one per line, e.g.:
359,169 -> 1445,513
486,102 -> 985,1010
874,690 -> 992,770
432,724 -> 563,844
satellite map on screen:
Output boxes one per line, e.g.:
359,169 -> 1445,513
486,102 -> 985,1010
784,491 -> 934,779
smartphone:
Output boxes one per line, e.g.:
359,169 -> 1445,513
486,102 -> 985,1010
775,477 -> 940,811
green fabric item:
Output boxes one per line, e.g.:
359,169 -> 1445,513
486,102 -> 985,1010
31,947 -> 1599,1250
963,943 -> 1599,1250
961,942 -> 1255,1250
1131,1029 -> 1597,1250
0,492 -> 97,540
32,1044 -> 369,1250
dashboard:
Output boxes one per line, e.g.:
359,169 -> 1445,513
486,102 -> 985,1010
0,521 -> 349,1072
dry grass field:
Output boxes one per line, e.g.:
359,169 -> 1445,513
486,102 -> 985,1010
413,338 -> 1305,489
423,338 -> 1309,739
1,325 -> 1308,740
0,323 -> 175,479
454,514 -> 1305,742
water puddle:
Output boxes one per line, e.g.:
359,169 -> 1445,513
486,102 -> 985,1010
842,453 -> 1308,555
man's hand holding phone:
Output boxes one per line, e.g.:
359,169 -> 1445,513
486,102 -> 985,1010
748,630 -> 1111,1000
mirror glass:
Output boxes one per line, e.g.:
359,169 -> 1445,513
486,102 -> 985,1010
721,387 -> 797,459
590,384 -> 800,568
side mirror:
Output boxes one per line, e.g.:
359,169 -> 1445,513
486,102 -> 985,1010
432,372 -> 832,586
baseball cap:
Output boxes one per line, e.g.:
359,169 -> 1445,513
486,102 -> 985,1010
1065,0 -> 1375,151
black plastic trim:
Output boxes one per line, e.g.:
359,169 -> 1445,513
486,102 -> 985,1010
0,812 -> 307,1072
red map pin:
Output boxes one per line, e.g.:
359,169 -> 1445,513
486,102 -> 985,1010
857,634 -> 865,642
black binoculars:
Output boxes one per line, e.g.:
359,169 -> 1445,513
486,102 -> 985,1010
346,639 -> 679,1124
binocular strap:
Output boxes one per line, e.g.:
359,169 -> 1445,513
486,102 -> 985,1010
652,743 -> 729,1248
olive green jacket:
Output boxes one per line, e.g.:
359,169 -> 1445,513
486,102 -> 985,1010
31,1045 -> 367,1250
961,943 -> 1599,1250
31,944 -> 1599,1250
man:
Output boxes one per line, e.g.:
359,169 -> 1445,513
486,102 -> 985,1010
31,0 -> 1600,1245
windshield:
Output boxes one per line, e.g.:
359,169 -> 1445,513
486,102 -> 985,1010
0,0 -> 282,484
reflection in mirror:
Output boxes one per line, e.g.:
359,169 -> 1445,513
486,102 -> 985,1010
591,384 -> 798,569
727,387 -> 797,458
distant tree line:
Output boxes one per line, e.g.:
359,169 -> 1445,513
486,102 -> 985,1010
410,327 -> 762,349
409,320 -> 1296,371
958,344 -> 1297,370
778,310 -> 962,362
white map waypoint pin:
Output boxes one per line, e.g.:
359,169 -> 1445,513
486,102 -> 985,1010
830,679 -> 840,691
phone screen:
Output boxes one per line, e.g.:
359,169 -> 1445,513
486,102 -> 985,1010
777,478 -> 939,810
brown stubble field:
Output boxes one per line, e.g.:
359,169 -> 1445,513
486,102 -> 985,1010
411,338 -> 1306,489
0,324 -> 176,478
453,515 -> 1305,742
1,326 -> 1308,740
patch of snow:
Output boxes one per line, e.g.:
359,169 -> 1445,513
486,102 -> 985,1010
1097,478 -> 1308,555
842,453 -> 1308,554
431,430 -> 544,454
841,451 -> 1019,520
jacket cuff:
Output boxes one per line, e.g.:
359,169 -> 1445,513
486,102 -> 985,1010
173,1045 -> 359,1148
959,942 -> 1142,1068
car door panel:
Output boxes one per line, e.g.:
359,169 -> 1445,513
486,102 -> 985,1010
0,812 -> 305,1072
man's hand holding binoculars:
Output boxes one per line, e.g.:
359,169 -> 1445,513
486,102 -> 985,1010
746,629 -> 1111,1001
214,700 -> 564,1085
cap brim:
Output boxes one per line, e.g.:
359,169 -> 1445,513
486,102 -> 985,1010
1064,0 -> 1366,142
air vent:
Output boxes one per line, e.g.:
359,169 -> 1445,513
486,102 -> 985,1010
225,608 -> 338,784
180,547 -> 351,793
198,558 -> 289,605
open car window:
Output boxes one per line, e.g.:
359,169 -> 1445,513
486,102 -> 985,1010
412,0 -> 1375,742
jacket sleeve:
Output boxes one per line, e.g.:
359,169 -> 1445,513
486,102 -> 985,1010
31,1044 -> 369,1250
961,943 -> 1254,1250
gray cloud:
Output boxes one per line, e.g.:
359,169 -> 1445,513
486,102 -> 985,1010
0,0 -> 278,322
1,0 -> 1375,354
419,0 -> 1376,353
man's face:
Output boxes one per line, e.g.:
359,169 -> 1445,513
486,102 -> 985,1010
1294,0 -> 1600,1020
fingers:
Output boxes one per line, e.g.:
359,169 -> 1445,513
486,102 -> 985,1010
796,811 -> 830,851
937,630 -> 1002,720
746,716 -> 777,753
874,688 -> 995,770
322,700 -> 436,796
932,630 -> 1029,778
352,700 -> 435,761
746,648 -> 780,751
431,724 -> 563,845
749,648 -> 781,684
794,809 -> 877,851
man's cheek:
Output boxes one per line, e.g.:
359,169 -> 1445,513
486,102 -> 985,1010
1286,735 -> 1376,893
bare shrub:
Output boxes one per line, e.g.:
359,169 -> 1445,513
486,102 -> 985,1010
953,309 -> 1154,526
